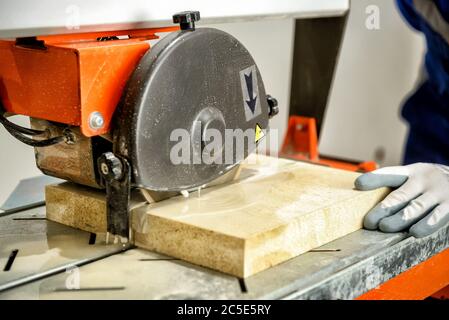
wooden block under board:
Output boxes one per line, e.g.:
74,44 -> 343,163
46,183 -> 107,234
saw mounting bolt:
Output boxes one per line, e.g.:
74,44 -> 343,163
89,111 -> 105,130
267,95 -> 279,118
98,152 -> 123,181
173,11 -> 200,31
62,128 -> 76,145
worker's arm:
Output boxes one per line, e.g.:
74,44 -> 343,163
354,163 -> 449,238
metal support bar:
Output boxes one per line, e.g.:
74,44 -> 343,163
289,15 -> 348,136
98,152 -> 131,237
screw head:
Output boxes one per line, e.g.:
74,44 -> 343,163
89,111 -> 105,130
100,162 -> 109,175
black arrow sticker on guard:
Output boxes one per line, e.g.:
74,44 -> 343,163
240,65 -> 261,121
244,72 -> 257,113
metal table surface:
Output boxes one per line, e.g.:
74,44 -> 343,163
1,204 -> 448,300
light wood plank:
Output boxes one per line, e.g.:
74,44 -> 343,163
46,155 -> 389,277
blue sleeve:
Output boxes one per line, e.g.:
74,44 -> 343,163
397,0 -> 449,29
435,0 -> 449,22
396,0 -> 422,31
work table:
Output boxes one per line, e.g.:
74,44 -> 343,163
1,204 -> 447,299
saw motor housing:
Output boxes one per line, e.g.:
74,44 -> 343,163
0,12 -> 279,236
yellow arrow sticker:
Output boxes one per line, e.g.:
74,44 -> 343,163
255,123 -> 265,143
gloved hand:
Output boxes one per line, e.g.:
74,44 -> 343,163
354,163 -> 449,238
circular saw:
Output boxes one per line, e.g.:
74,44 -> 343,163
0,11 -> 279,237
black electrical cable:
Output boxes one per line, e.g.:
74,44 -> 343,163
0,112 -> 44,135
3,124 -> 65,147
0,105 -> 65,147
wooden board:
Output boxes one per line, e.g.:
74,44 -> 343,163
46,155 -> 389,277
46,183 -> 108,234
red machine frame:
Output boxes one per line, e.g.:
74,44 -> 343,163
0,27 -> 178,137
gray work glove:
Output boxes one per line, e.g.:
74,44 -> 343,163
354,163 -> 449,238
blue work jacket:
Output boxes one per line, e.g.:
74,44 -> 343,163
397,0 -> 449,164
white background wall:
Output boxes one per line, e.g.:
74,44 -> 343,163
212,0 -> 425,167
0,0 -> 425,205
319,0 -> 425,166
0,116 -> 41,206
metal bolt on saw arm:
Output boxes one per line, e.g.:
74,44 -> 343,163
97,152 -> 131,238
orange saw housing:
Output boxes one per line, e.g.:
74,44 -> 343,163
0,27 -> 178,137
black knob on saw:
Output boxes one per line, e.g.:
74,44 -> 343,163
267,95 -> 279,118
98,152 -> 124,181
173,11 -> 200,31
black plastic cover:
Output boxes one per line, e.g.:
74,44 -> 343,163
114,28 -> 269,191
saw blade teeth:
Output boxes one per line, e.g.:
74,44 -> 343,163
105,232 -> 129,245
181,190 -> 190,198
